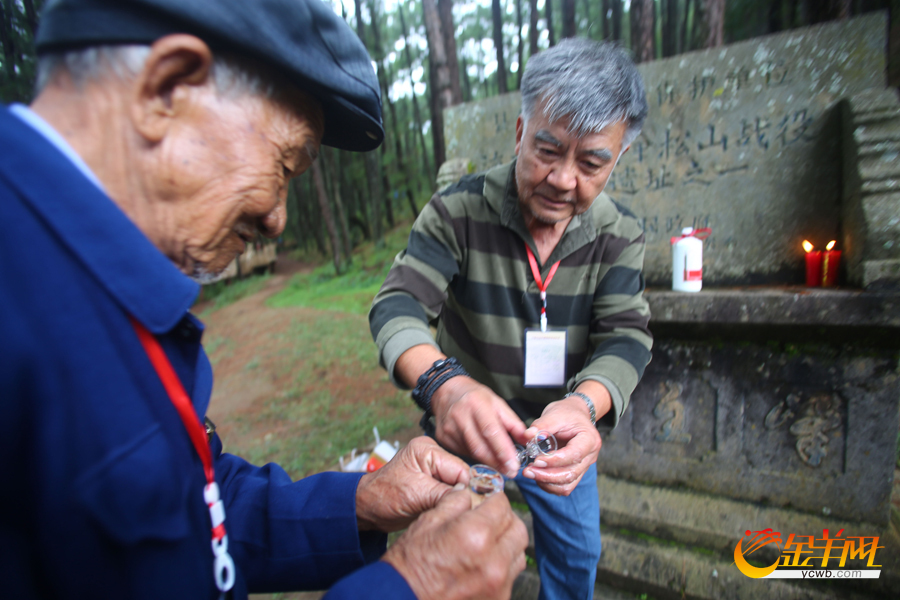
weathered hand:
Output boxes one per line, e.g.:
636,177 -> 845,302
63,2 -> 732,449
521,396 -> 602,496
383,487 -> 528,600
356,436 -> 470,532
431,376 -> 528,478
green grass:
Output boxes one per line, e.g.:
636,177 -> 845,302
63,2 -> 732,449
229,316 -> 417,479
268,226 -> 410,315
240,388 -> 413,478
209,222 -> 426,479
198,272 -> 271,315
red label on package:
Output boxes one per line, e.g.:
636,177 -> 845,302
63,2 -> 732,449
684,269 -> 702,281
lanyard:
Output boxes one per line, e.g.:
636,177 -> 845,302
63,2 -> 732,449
131,318 -> 235,595
525,245 -> 560,332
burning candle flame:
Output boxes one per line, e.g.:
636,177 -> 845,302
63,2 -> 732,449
802,240 -> 814,253
826,240 -> 836,251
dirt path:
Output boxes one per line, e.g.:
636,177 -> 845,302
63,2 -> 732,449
198,254 -> 421,461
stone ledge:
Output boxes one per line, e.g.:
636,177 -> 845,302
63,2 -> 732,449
645,287 -> 900,329
596,475 -> 900,599
596,530 -> 874,600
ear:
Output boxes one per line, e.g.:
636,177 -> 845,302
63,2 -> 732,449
514,115 -> 524,156
130,35 -> 214,143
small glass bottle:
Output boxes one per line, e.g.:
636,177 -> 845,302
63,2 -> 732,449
468,464 -> 504,506
515,430 -> 558,467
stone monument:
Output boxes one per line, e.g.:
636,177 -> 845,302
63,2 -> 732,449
444,12 -> 900,290
445,13 -> 900,600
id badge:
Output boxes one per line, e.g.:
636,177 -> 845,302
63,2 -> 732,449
523,328 -> 567,387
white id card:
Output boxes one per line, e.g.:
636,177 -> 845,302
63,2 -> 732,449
523,328 -> 567,387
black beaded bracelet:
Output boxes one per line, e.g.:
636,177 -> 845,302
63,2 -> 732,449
411,357 -> 469,415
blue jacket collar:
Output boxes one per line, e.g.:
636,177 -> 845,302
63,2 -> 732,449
0,105 -> 198,333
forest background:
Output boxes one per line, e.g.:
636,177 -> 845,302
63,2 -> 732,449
3,0 -> 897,274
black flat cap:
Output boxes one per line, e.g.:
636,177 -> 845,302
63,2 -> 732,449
36,0 -> 384,152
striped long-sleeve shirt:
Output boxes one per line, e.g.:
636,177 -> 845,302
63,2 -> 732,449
369,160 -> 652,429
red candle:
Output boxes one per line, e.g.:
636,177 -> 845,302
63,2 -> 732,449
821,240 -> 841,287
803,240 -> 822,287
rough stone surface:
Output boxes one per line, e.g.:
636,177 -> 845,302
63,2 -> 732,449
843,88 -> 900,290
597,474 -> 900,597
596,528 -> 878,600
444,13 -> 888,287
599,334 -> 900,525
863,259 -> 900,290
645,287 -> 900,328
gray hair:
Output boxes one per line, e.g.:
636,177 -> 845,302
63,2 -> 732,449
35,45 -> 278,100
521,38 -> 648,148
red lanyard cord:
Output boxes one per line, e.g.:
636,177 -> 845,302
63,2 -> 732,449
131,318 -> 234,593
524,245 -> 560,332
132,319 -> 215,484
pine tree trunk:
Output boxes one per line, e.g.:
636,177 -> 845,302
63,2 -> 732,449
460,54 -> 473,101
516,0 -> 525,88
385,61 -> 421,219
681,0 -> 693,51
352,0 -> 384,245
529,0 -> 539,57
602,0 -> 611,39
422,0 -> 457,169
630,0 -> 655,62
562,0 -> 576,38
837,0 -> 852,19
663,0 -> 678,56
704,0 -> 725,48
323,148 -> 353,263
398,3 -> 435,183
438,0 -> 463,103
363,151 -> 383,244
311,159 -> 343,273
546,0 -> 557,47
492,0 -> 508,93
369,0 -> 413,223
307,176 -> 327,256
612,0 -> 623,42
288,180 -> 304,247
382,169 -> 394,228
582,0 -> 595,39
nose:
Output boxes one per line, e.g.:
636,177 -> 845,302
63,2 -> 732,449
547,158 -> 577,193
259,190 -> 288,238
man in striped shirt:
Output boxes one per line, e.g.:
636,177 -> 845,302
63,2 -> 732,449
370,39 -> 652,600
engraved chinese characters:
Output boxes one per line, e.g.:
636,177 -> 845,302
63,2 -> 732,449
765,393 -> 843,468
444,15 -> 886,285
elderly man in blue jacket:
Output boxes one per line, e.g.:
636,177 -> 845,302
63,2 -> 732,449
0,1 -> 527,599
